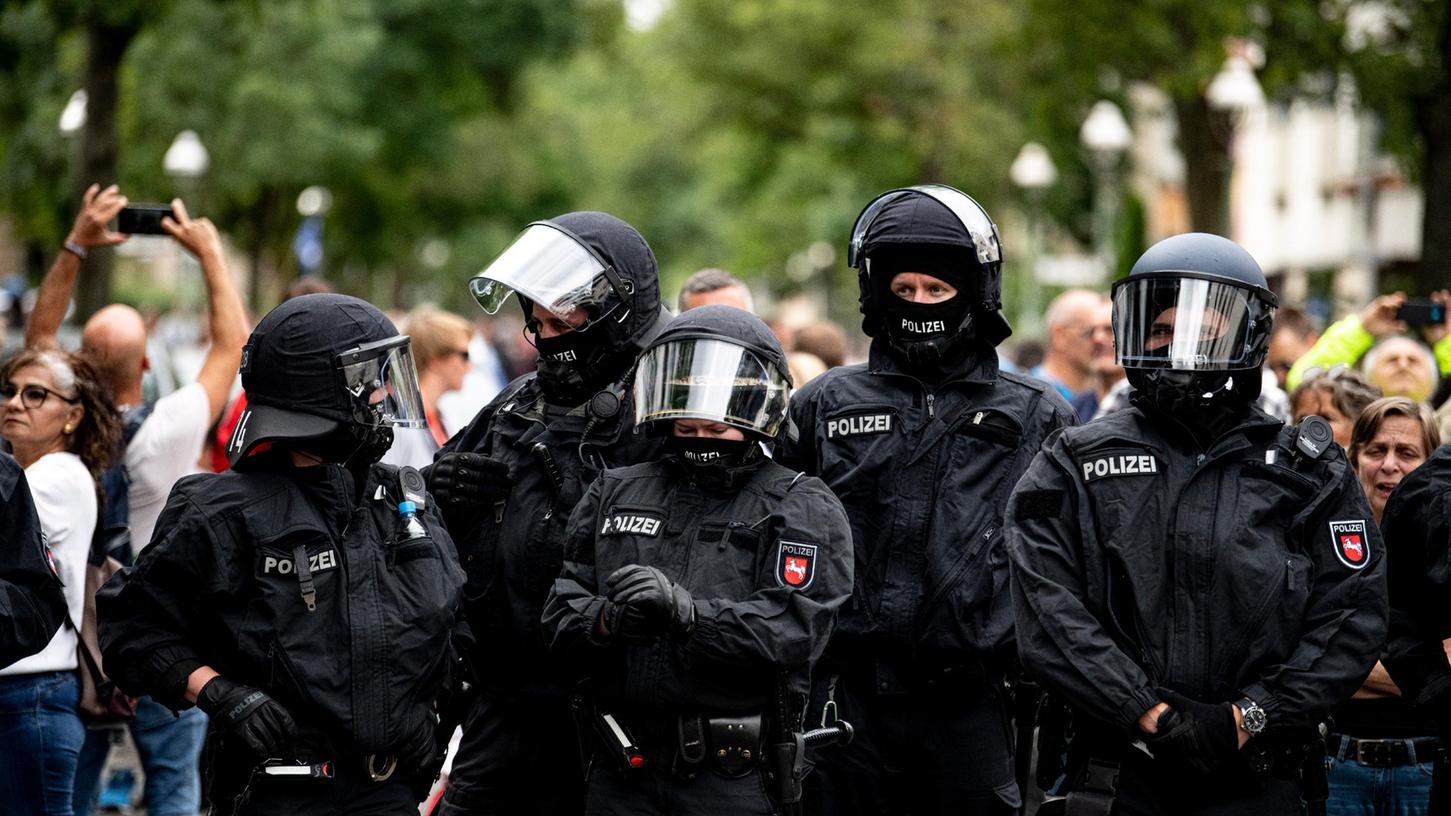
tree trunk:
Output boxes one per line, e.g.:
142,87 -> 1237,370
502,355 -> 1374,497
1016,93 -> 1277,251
1174,95 -> 1231,237
1417,5 -> 1451,294
74,15 -> 139,321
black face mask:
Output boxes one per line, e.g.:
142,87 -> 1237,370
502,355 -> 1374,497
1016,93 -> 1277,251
306,423 -> 395,469
664,435 -> 757,468
1127,368 -> 1259,443
878,295 -> 973,369
534,327 -> 618,405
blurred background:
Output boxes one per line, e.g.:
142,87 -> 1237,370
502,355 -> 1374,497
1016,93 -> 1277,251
0,0 -> 1444,341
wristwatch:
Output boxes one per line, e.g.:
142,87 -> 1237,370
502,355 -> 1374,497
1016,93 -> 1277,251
1236,697 -> 1267,737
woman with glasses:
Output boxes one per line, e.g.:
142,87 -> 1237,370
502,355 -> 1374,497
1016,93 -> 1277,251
0,348 -> 119,815
1324,397 -> 1441,816
1290,365 -> 1383,451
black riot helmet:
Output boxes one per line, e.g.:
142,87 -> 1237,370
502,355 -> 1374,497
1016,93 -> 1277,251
227,294 -> 427,468
1112,232 -> 1278,415
469,211 -> 670,404
634,305 -> 792,442
849,184 -> 1012,364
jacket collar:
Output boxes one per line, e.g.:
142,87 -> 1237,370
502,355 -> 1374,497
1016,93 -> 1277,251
866,338 -> 1000,387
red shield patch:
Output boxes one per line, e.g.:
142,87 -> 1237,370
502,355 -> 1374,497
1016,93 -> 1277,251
1328,519 -> 1370,570
776,541 -> 817,590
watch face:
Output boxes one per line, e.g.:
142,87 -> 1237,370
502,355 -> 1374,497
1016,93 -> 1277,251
1242,703 -> 1267,734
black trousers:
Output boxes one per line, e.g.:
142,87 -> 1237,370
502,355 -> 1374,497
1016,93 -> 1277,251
436,691 -> 584,816
1063,745 -> 1304,816
583,759 -> 777,816
808,674 -> 1021,816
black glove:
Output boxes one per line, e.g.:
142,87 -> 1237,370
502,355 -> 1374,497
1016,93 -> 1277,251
430,452 -> 511,506
399,710 -> 440,775
604,565 -> 695,640
1147,689 -> 1239,777
429,453 -> 511,537
196,676 -> 299,763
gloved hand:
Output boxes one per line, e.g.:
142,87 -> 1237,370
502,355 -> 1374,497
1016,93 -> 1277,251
399,710 -> 440,775
430,452 -> 511,506
1147,689 -> 1239,777
196,676 -> 299,763
605,565 -> 695,640
428,453 -> 511,537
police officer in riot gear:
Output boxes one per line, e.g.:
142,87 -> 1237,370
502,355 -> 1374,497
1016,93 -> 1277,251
542,305 -> 853,816
1006,233 -> 1388,815
429,212 -> 671,816
781,185 -> 1076,815
98,294 -> 465,815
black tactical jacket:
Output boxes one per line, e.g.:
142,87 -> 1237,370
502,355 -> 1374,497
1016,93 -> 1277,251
0,452 -> 66,668
541,456 -> 853,711
1006,406 -> 1387,736
97,461 -> 464,755
440,375 -> 664,698
778,343 -> 1074,667
1383,445 -> 1451,706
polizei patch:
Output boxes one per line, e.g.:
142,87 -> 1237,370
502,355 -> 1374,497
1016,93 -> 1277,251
1328,519 -> 1370,569
599,513 -> 663,537
776,541 -> 817,589
260,549 -> 340,576
1080,452 -> 1159,482
825,413 -> 893,440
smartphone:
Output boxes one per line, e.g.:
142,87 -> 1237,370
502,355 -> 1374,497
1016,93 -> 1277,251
1396,298 -> 1446,327
117,204 -> 176,235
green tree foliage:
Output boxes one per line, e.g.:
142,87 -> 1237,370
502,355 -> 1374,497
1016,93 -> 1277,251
517,0 -> 1027,318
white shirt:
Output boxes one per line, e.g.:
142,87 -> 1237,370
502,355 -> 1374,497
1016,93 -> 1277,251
126,382 -> 212,552
1,452 -> 94,676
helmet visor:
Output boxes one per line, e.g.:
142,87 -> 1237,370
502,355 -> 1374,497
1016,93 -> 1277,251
634,338 -> 791,438
335,336 -> 428,428
1112,277 -> 1259,370
468,223 -> 619,330
849,184 -> 1002,268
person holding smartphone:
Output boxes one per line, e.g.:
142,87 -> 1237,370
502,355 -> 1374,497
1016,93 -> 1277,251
1285,290 -> 1451,405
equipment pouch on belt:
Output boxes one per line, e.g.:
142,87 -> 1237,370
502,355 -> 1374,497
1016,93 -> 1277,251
707,713 -> 764,777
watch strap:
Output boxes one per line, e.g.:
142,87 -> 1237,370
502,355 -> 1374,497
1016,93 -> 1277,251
62,240 -> 88,260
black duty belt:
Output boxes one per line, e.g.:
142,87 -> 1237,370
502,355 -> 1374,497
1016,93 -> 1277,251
1332,734 -> 1442,768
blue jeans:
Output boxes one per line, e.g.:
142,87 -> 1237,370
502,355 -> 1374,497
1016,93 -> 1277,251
0,671 -> 86,816
1326,735 -> 1435,816
72,695 -> 207,816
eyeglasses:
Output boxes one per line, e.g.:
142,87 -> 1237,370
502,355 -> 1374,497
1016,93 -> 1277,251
0,382 -> 79,410
1300,363 -> 1352,382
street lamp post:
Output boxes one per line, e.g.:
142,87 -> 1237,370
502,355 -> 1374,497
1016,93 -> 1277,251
1080,100 -> 1134,279
1205,55 -> 1265,238
163,131 -> 210,293
1010,142 -> 1058,337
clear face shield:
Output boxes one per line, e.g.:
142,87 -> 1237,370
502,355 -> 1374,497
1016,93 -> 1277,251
848,184 -> 1002,269
335,336 -> 428,428
634,338 -> 791,438
1112,276 -> 1266,371
468,222 -> 627,331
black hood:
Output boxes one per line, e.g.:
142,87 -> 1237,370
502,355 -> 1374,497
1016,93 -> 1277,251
851,186 -> 1011,352
546,211 -> 668,350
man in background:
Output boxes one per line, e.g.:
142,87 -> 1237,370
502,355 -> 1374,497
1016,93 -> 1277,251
677,267 -> 755,312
